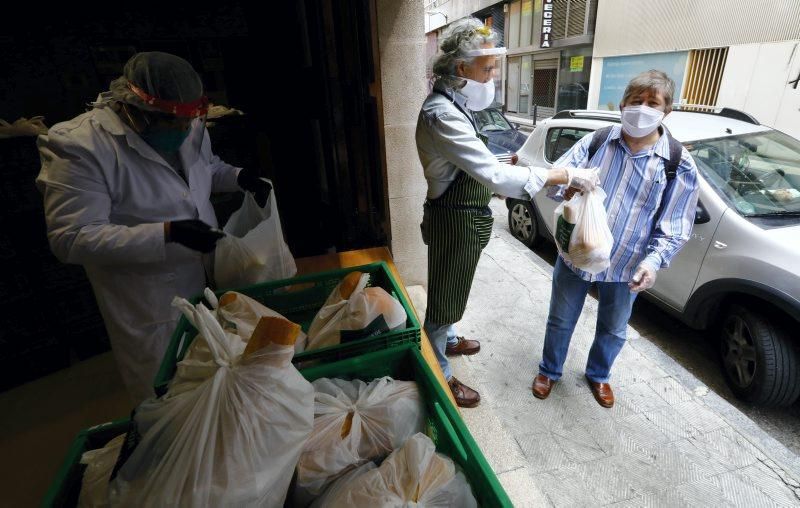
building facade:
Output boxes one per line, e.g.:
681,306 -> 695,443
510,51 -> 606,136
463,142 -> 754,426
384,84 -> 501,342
588,0 -> 800,139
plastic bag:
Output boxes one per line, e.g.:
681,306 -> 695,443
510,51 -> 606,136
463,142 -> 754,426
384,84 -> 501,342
306,273 -> 407,351
294,376 -> 424,505
553,187 -> 614,274
310,433 -> 477,508
216,291 -> 307,354
215,184 -> 296,289
108,303 -> 314,507
168,290 -> 308,397
77,434 -> 125,508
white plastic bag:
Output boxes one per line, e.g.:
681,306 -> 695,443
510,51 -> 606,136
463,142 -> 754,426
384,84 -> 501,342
77,434 -> 125,508
109,303 -> 314,507
310,433 -> 477,508
553,187 -> 614,274
306,273 -> 407,351
168,290 -> 308,397
215,183 -> 296,289
216,291 -> 307,354
295,376 -> 424,505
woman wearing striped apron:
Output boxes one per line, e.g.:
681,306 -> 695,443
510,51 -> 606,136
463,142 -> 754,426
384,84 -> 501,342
415,18 -> 599,407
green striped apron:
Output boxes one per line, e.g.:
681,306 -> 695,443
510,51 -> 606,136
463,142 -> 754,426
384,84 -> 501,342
424,170 -> 493,324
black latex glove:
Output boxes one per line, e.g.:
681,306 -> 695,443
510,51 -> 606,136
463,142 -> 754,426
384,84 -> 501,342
236,168 -> 272,207
166,219 -> 225,253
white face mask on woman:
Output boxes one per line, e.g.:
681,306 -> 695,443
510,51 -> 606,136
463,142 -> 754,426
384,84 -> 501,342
620,104 -> 665,138
460,78 -> 495,111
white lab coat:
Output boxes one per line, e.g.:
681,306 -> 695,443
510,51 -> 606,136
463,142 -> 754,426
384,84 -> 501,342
36,104 -> 241,403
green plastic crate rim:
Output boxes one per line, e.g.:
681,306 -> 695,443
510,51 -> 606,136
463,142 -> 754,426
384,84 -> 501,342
298,342 -> 513,508
41,418 -> 130,508
154,261 -> 421,397
42,343 -> 511,508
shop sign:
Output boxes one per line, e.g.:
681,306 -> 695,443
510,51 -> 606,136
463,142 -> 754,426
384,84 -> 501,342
570,56 -> 584,72
540,0 -> 554,48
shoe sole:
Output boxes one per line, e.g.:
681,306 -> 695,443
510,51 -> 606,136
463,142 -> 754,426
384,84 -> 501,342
586,377 -> 614,407
531,388 -> 551,400
591,395 -> 614,408
456,399 -> 481,408
445,348 -> 481,357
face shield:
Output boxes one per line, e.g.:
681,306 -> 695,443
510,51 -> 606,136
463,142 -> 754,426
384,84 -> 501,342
110,52 -> 209,153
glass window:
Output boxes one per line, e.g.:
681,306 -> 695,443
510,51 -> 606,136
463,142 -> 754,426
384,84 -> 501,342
507,57 -> 521,113
509,0 -> 521,49
520,0 -> 533,47
686,130 -> 800,217
520,55 -> 532,114
545,127 -> 592,162
473,108 -> 513,132
557,46 -> 592,112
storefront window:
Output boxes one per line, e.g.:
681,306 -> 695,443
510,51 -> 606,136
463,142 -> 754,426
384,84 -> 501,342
520,55 -> 532,114
557,46 -> 592,111
520,0 -> 533,47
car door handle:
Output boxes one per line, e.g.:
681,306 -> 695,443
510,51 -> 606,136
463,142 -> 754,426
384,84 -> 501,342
714,241 -> 727,250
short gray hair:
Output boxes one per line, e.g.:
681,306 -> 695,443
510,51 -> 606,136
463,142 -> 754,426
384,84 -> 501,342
620,70 -> 675,111
431,17 -> 499,88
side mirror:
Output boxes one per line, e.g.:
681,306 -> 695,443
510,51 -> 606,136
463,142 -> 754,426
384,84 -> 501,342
512,123 -> 520,130
695,200 -> 711,224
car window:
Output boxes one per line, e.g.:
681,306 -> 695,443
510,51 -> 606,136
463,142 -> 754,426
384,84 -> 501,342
545,127 -> 592,163
474,108 -> 512,133
686,130 -> 800,216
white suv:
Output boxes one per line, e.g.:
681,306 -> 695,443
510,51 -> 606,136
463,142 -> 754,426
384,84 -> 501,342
506,107 -> 800,407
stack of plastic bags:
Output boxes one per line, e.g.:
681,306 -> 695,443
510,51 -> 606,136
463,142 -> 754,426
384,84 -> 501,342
310,433 -> 477,507
293,376 -> 425,506
168,289 -> 307,397
78,302 -> 314,507
305,272 -> 407,351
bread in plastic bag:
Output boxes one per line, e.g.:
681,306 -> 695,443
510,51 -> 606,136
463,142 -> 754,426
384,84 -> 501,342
168,290 -> 307,397
306,272 -> 407,351
294,376 -> 424,505
310,433 -> 477,508
77,433 -> 125,508
553,187 -> 614,274
108,305 -> 314,507
215,185 -> 296,289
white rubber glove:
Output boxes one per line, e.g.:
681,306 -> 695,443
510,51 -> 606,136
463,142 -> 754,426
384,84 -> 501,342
629,263 -> 657,293
566,167 -> 600,192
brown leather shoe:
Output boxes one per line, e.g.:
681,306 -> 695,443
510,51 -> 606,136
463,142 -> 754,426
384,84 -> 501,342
448,376 -> 480,408
531,374 -> 556,400
586,376 -> 614,408
445,337 -> 481,356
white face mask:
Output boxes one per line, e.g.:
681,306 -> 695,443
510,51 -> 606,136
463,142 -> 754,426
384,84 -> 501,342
621,104 -> 665,138
460,78 -> 495,111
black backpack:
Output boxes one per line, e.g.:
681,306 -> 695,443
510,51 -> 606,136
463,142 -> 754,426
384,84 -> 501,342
587,125 -> 683,180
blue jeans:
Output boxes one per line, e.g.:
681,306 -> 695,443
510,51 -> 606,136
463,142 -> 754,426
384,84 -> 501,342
424,319 -> 460,380
539,257 -> 637,383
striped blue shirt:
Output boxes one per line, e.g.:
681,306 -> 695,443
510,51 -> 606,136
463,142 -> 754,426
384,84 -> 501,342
553,125 -> 700,283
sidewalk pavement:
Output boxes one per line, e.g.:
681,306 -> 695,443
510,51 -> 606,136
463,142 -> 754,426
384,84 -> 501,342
409,197 -> 800,507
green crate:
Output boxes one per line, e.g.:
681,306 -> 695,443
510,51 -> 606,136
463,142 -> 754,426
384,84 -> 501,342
154,261 -> 421,396
41,419 -> 130,508
299,342 -> 513,508
43,344 -> 511,507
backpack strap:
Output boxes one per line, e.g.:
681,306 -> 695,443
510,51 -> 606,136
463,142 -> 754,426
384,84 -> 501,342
589,124 -> 683,180
664,134 -> 683,180
587,125 -> 613,164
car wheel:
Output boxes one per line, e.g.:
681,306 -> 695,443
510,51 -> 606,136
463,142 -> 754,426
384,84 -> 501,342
507,199 -> 540,248
719,304 -> 800,407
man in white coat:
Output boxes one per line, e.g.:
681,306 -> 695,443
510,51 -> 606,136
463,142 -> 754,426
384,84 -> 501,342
36,52 -> 268,403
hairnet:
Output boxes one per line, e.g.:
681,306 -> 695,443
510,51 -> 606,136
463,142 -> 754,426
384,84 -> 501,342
107,52 -> 206,116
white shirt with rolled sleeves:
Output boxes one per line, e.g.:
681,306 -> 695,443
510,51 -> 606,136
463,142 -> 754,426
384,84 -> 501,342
415,82 -> 549,200
36,103 -> 241,403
